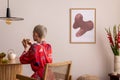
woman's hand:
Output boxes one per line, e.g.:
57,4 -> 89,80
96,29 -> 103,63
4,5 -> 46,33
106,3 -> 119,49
26,39 -> 32,46
22,39 -> 27,49
22,39 -> 32,51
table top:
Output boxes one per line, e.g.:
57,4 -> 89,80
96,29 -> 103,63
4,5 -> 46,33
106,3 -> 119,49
0,59 -> 22,65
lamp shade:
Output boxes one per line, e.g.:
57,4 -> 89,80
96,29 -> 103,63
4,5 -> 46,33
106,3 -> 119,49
0,0 -> 24,23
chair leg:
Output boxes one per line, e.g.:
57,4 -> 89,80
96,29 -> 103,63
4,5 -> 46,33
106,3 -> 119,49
69,75 -> 72,80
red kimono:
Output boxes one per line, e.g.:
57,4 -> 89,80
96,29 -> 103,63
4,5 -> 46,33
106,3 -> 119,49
20,41 -> 52,80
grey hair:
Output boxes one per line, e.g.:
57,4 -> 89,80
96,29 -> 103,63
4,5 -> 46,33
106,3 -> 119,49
33,24 -> 47,38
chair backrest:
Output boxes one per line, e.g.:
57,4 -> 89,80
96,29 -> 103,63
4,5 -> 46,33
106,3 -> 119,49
43,61 -> 72,80
16,74 -> 36,80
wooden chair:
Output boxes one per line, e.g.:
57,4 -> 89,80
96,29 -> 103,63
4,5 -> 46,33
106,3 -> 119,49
43,61 -> 72,80
16,61 -> 72,80
16,74 -> 36,80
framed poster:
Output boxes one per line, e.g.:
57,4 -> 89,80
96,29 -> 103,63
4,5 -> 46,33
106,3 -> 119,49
70,8 -> 96,44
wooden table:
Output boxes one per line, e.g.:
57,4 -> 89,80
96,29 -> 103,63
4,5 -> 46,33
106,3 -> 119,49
0,59 -> 22,80
108,73 -> 120,80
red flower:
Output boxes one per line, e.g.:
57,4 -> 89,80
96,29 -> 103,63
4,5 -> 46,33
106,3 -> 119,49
107,33 -> 114,46
105,25 -> 120,56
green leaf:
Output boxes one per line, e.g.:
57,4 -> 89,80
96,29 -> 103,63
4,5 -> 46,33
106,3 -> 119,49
113,25 -> 117,39
111,45 -> 119,55
105,28 -> 109,34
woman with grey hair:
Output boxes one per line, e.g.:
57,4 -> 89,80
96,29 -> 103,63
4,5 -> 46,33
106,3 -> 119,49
20,24 -> 53,80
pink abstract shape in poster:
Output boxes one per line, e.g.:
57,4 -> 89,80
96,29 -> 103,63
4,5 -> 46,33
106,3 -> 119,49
73,13 -> 94,37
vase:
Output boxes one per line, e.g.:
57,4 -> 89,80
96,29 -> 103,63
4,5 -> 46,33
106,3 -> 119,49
114,56 -> 120,74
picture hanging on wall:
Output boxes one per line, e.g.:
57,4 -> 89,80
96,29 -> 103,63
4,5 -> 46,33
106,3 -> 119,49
70,8 -> 96,44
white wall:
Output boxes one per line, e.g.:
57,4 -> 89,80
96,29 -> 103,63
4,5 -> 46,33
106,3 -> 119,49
0,0 -> 120,80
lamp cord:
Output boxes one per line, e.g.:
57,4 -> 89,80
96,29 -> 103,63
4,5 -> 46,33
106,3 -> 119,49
7,0 -> 9,8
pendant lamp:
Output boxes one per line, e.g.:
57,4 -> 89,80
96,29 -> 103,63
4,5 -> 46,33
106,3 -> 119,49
0,0 -> 24,25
